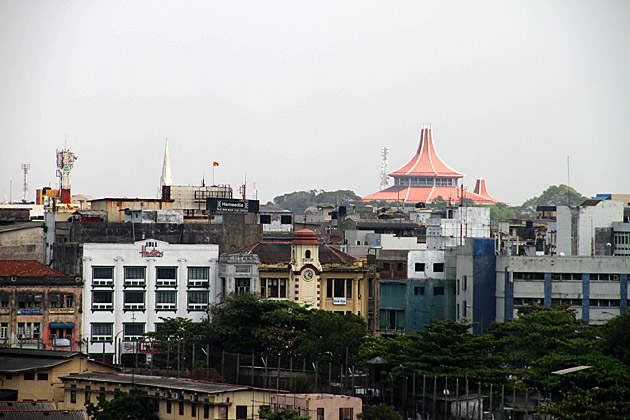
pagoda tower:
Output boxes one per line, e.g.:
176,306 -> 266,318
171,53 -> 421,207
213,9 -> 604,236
363,124 -> 499,204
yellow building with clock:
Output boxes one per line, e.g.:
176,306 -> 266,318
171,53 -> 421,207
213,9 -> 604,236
241,229 -> 371,319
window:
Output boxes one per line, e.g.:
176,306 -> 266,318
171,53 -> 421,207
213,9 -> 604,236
24,372 -> 35,380
157,267 -> 177,280
305,250 -> 311,259
383,262 -> 390,271
433,263 -> 444,272
204,401 -> 210,419
92,290 -> 113,310
124,266 -> 146,280
263,279 -> 286,298
0,298 -> 8,308
281,215 -> 292,224
188,267 -> 209,280
33,323 -> 40,339
155,291 -> 177,310
71,385 -> 76,404
236,406 -> 248,420
462,275 -> 467,290
84,385 -> 91,405
51,293 -> 74,308
167,399 -> 172,414
462,300 -> 467,317
235,278 -> 250,294
346,279 -> 353,299
123,323 -> 144,341
334,279 -> 345,298
91,323 -> 113,342
93,266 -> 114,279
153,393 -> 160,412
188,291 -> 209,310
434,287 -> 444,295
317,408 -> 325,420
415,263 -> 425,271
192,402 -> 197,417
260,215 -> 271,224
339,408 -> 353,420
414,287 -> 425,296
18,322 -> 25,338
124,291 -> 145,310
179,401 -> 185,416
0,323 -> 7,339
396,263 -> 404,272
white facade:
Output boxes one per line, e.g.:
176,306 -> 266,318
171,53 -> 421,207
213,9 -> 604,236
555,200 -> 624,256
342,230 -> 425,258
82,239 -> 218,361
218,253 -> 260,298
426,207 -> 490,249
495,255 -> 630,325
407,249 -> 446,280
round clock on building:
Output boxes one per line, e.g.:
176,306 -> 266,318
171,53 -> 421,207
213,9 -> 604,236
302,269 -> 314,281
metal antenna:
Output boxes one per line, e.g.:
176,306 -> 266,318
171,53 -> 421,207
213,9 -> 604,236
21,163 -> 30,202
380,146 -> 390,190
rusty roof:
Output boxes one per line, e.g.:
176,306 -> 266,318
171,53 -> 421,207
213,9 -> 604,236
243,243 -> 356,264
0,260 -> 64,277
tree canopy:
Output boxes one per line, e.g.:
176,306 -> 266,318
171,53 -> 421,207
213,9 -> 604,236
520,184 -> 589,216
86,389 -> 159,420
273,189 -> 362,212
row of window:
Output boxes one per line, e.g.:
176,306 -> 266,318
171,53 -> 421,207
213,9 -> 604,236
513,298 -> 627,307
0,322 -> 41,339
92,290 -> 208,311
93,266 -> 209,284
513,272 -> 627,281
396,177 -> 456,186
259,214 -> 292,224
0,294 -> 74,310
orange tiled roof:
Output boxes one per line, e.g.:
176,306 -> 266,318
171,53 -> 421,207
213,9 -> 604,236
0,260 -> 64,277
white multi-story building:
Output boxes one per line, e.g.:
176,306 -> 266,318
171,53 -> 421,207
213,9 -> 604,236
426,206 -> 490,250
81,239 -> 218,364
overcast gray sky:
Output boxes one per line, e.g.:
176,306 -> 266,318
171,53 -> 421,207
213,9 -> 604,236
1,1 -> 629,206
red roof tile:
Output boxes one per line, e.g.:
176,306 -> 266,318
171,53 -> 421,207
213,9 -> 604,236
0,260 -> 64,277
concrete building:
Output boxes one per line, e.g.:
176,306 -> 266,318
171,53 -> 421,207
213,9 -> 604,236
89,198 -> 175,223
218,253 -> 260,298
271,393 -> 362,420
426,206 -> 490,250
0,349 -> 114,405
612,222 -> 630,256
62,372 -> 275,420
258,205 -> 294,239
0,222 -> 45,262
553,200 -> 624,256
495,255 -> 630,325
0,260 -> 83,351
81,240 -> 218,365
241,229 -> 374,326
455,238 -> 497,334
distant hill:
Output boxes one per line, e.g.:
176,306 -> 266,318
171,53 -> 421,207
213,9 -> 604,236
272,190 -> 362,213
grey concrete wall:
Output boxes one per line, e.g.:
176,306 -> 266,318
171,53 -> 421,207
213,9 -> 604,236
0,225 -> 44,262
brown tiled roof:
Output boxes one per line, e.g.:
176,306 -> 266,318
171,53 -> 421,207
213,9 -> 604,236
0,260 -> 64,277
243,243 -> 356,264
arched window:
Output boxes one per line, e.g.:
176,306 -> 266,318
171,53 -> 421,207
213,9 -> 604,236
305,250 -> 311,259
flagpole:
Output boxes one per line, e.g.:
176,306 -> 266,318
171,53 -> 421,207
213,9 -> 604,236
212,165 -> 215,186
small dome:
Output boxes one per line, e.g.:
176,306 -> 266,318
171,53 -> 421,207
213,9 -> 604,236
292,228 -> 319,245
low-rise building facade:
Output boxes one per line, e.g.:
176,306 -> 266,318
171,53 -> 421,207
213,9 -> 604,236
81,240 -> 218,365
0,260 -> 82,350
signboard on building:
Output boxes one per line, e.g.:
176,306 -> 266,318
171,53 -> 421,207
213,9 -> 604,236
333,297 -> 347,305
206,198 -> 259,213
17,309 -> 42,315
122,341 -> 138,354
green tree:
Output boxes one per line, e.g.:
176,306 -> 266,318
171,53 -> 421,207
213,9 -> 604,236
520,184 -> 589,216
273,189 -> 362,212
86,388 -> 159,420
358,404 -> 401,420
598,311 -> 630,365
487,202 -> 516,221
259,407 -> 310,420
363,320 -> 506,383
541,384 -> 630,420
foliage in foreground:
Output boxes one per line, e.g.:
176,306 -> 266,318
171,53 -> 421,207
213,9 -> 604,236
358,404 -> 402,420
259,407 -> 310,420
86,388 -> 159,420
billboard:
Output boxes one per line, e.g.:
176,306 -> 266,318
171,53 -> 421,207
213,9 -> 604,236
206,198 -> 259,213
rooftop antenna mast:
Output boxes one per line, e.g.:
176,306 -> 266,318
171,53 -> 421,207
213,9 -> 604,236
21,163 -> 30,203
380,147 -> 390,190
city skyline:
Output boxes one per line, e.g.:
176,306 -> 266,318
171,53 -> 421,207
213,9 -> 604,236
1,1 -> 629,205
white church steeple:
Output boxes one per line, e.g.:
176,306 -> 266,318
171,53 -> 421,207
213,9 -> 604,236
160,138 -> 173,188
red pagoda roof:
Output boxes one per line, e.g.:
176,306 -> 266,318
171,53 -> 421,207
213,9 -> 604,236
362,185 -> 499,204
473,178 -> 498,203
389,124 -> 464,178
